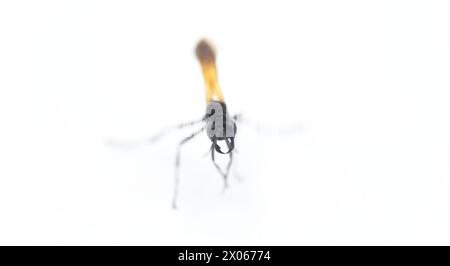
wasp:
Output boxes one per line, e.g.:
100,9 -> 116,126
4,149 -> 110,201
169,39 -> 238,209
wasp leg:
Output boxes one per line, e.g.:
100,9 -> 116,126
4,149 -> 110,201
105,117 -> 206,149
211,146 -> 233,190
150,117 -> 206,143
173,126 -> 205,209
233,113 -> 303,136
225,151 -> 233,185
211,146 -> 226,186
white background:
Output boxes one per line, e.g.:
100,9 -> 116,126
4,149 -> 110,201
1,0 -> 450,245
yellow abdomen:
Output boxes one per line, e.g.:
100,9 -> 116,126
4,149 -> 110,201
195,39 -> 225,103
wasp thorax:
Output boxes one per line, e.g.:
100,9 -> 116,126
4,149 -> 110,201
205,101 -> 236,141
